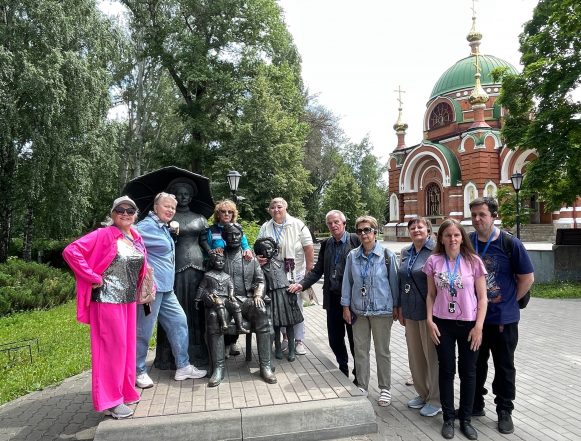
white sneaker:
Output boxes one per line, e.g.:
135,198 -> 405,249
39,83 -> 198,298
135,373 -> 153,389
175,364 -> 207,380
104,403 -> 134,419
229,342 -> 241,356
295,341 -> 307,355
358,387 -> 368,397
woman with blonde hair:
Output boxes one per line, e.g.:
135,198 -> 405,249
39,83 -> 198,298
206,199 -> 253,357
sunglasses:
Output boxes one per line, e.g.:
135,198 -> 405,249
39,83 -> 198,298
219,210 -> 234,215
114,207 -> 136,215
356,227 -> 375,236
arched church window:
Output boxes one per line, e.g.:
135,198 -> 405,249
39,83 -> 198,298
426,183 -> 441,216
429,103 -> 453,129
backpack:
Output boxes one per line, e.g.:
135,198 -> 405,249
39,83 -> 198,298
500,231 -> 531,309
471,230 -> 530,309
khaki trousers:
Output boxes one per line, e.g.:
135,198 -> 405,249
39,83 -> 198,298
353,315 -> 393,391
406,318 -> 440,407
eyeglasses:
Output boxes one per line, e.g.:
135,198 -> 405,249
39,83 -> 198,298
355,227 -> 375,236
114,207 -> 136,215
219,210 -> 234,215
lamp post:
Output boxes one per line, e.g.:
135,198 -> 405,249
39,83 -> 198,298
511,172 -> 523,239
226,170 -> 241,205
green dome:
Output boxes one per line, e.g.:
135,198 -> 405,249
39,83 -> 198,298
430,54 -> 518,100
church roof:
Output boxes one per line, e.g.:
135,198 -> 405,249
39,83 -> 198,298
429,54 -> 518,100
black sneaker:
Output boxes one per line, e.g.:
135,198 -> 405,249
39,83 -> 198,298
441,420 -> 455,439
498,410 -> 514,434
460,420 -> 478,440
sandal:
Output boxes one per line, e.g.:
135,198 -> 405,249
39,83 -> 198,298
378,388 -> 392,407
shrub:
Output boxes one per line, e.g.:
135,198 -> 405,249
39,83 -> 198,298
8,238 -> 71,269
0,259 -> 75,316
239,219 -> 261,246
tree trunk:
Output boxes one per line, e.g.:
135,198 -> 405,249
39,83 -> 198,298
22,204 -> 34,262
0,142 -> 16,263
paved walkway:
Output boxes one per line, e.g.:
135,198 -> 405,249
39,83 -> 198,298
1,281 -> 580,440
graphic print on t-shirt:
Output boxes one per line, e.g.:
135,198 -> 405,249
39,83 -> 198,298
435,271 -> 464,290
481,254 -> 502,303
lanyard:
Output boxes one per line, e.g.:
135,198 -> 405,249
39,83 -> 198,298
272,220 -> 286,245
333,240 -> 345,266
474,227 -> 496,258
445,254 -> 461,294
407,244 -> 422,277
359,253 -> 374,286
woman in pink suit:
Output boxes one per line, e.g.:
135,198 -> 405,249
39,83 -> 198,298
63,196 -> 149,419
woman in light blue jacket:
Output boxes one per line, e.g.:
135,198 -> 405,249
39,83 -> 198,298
341,215 -> 399,407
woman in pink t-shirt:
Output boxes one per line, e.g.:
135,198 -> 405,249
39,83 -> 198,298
424,219 -> 487,441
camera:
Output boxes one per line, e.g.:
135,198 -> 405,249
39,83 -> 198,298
448,302 -> 456,314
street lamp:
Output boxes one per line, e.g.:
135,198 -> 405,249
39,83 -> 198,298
511,172 -> 523,239
226,170 -> 241,204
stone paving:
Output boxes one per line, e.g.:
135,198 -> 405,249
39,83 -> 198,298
1,277 -> 580,440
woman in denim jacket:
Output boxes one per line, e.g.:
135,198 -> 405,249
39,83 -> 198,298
341,215 -> 398,407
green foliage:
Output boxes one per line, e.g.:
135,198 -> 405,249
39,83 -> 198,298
496,185 -> 532,229
239,219 -> 261,246
301,102 -> 348,231
498,0 -> 581,210
0,0 -> 124,260
321,165 -> 365,231
343,137 -> 388,224
531,282 -> 581,299
211,63 -> 312,222
0,259 -> 75,316
9,238 -> 72,268
0,301 -> 91,404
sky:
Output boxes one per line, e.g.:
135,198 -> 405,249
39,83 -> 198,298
277,0 -> 540,162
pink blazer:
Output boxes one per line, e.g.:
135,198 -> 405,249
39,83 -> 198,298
63,225 -> 148,324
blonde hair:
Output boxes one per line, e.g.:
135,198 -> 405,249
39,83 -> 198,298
355,215 -> 379,231
213,199 -> 238,223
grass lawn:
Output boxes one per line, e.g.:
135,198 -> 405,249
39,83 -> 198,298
0,301 -> 90,405
531,281 -> 581,299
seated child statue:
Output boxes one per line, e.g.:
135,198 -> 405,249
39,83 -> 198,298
253,237 -> 304,362
196,252 -> 250,335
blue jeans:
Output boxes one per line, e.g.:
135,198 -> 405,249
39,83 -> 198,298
136,291 -> 190,374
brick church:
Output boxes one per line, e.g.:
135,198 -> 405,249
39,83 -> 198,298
385,14 -> 578,240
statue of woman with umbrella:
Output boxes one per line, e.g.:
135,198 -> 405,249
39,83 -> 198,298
123,167 -> 215,368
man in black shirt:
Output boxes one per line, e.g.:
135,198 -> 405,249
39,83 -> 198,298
289,210 -> 359,382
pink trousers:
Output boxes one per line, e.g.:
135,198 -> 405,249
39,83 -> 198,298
89,302 -> 140,412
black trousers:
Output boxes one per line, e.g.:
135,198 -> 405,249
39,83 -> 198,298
326,299 -> 355,377
434,317 -> 479,422
474,322 -> 518,414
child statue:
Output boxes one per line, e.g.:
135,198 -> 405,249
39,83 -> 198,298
253,237 -> 304,362
196,252 -> 250,335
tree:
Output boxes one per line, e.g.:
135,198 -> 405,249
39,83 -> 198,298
121,0 -> 302,175
498,0 -> 581,210
210,63 -> 312,222
343,136 -> 388,223
321,165 -> 365,231
301,101 -> 348,231
0,1 -> 122,261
